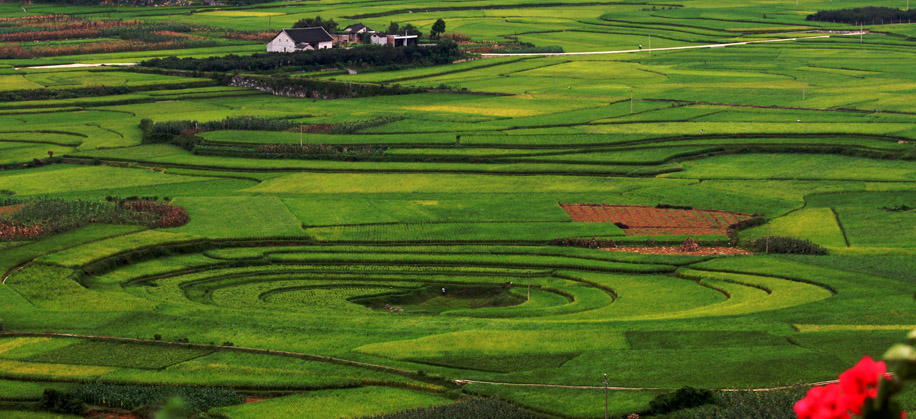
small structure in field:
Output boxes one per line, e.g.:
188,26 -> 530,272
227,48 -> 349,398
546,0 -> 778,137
371,33 -> 419,47
680,237 -> 700,252
267,27 -> 334,52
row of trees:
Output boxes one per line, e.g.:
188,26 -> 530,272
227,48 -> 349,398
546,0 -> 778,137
807,7 -> 916,24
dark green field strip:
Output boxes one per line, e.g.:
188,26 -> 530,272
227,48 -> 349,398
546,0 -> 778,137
677,269 -> 773,294
681,267 -> 838,294
127,266 -> 549,287
264,253 -> 676,274
256,246 -> 706,267
25,340 -> 214,370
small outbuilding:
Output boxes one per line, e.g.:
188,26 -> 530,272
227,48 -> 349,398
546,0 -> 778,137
267,27 -> 334,52
370,34 -> 419,47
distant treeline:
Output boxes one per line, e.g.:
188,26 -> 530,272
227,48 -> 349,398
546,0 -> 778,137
807,7 -> 916,24
140,41 -> 465,73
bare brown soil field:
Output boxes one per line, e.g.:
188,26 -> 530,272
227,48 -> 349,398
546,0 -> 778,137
601,246 -> 753,255
559,204 -> 754,236
0,204 -> 23,217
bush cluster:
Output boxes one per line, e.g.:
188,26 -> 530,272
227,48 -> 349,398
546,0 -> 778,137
141,116 -> 298,143
361,398 -> 539,419
73,383 -> 242,412
550,236 -> 617,249
227,74 -> 426,100
807,7 -> 916,24
745,236 -> 828,255
647,386 -> 716,415
142,41 -> 464,73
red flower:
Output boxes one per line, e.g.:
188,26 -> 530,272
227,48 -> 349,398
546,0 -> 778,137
839,356 -> 885,414
795,383 -> 850,419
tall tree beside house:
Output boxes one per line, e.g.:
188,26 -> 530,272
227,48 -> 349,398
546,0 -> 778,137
402,24 -> 422,36
293,16 -> 338,33
430,18 -> 446,39
387,21 -> 399,34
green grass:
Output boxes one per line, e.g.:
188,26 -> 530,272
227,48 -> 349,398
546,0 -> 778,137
209,387 -> 449,419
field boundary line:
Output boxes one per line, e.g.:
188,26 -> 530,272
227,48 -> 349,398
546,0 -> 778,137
453,379 -> 839,392
829,207 -> 851,248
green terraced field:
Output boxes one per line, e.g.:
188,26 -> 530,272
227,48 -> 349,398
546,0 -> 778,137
2,0 -> 916,417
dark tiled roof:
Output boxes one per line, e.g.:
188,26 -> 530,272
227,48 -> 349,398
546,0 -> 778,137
282,27 -> 334,44
345,23 -> 368,32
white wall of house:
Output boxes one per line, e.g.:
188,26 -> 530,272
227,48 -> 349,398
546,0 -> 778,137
371,35 -> 389,46
267,32 -> 295,52
267,32 -> 333,52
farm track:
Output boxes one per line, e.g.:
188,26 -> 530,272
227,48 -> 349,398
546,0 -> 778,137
481,34 -> 853,57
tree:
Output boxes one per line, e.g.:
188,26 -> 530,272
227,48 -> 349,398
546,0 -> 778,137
293,16 -> 338,33
430,18 -> 446,39
402,23 -> 421,36
386,21 -> 399,34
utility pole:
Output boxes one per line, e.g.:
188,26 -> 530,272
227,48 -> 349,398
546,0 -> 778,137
527,271 -> 531,301
299,124 -> 303,147
604,373 -> 609,419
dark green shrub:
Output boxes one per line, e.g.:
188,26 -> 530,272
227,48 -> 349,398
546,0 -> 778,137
73,383 -> 242,412
359,398 -> 539,419
745,236 -> 828,255
40,389 -> 84,415
648,386 -> 715,415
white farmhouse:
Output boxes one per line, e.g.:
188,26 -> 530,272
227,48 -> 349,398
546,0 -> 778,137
267,27 -> 334,52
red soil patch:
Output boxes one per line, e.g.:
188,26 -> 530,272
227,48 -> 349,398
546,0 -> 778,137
0,204 -> 23,217
602,246 -> 753,256
84,410 -> 139,419
245,397 -> 269,403
560,204 -> 754,236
